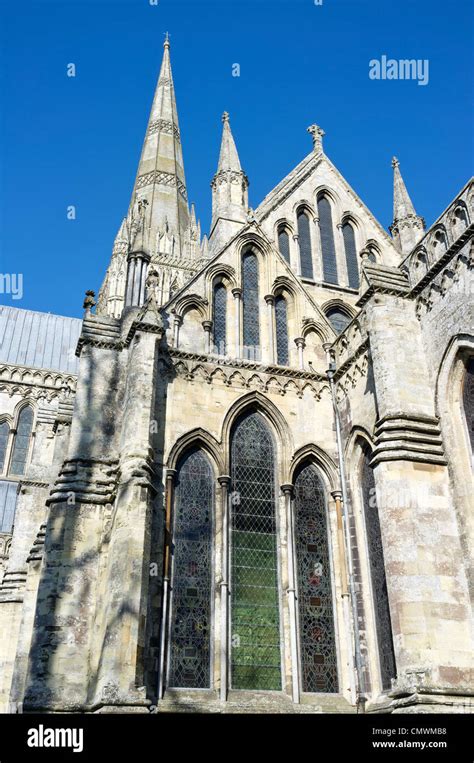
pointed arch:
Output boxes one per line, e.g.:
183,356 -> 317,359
229,410 -> 282,690
10,403 -> 34,476
342,220 -> 359,289
289,443 -> 338,490
0,418 -> 10,474
317,194 -> 338,284
435,334 -> 474,590
292,459 -> 338,692
168,447 -> 215,689
357,438 -> 397,690
166,427 -> 224,474
277,223 -> 292,264
242,249 -> 260,360
221,391 -> 293,479
275,294 -> 289,366
212,280 -> 227,355
297,206 -> 314,279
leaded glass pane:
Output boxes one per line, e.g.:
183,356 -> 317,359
326,308 -> 351,335
297,211 -> 313,279
275,295 -> 289,366
242,253 -> 260,360
463,357 -> 474,455
0,422 -> 9,473
294,463 -> 338,693
10,407 -> 33,476
343,222 -> 359,289
168,449 -> 214,688
318,197 -> 338,284
361,447 -> 396,690
213,282 -> 227,355
230,413 -> 282,690
278,228 -> 291,263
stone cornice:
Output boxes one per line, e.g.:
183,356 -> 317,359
356,263 -> 411,309
410,225 -> 473,297
333,338 -> 369,383
162,349 -> 327,398
166,348 -> 326,381
0,364 -> 77,394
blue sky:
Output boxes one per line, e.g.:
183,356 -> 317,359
0,0 -> 472,318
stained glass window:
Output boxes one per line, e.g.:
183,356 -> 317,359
297,211 -> 313,279
168,449 -> 214,689
278,227 -> 291,264
342,222 -> 359,289
360,446 -> 396,690
230,412 -> 282,690
242,252 -> 260,360
463,357 -> 474,456
213,282 -> 227,355
294,463 -> 338,693
0,422 -> 9,473
318,197 -> 338,284
10,406 -> 33,476
275,295 -> 289,366
326,308 -> 351,335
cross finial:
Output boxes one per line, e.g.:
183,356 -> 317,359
392,156 -> 399,169
164,31 -> 170,48
222,111 -> 230,123
307,124 -> 325,152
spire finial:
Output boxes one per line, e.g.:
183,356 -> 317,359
222,111 -> 230,123
307,124 -> 325,153
390,155 -> 425,255
163,31 -> 170,48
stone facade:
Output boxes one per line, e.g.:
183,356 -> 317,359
0,41 -> 472,715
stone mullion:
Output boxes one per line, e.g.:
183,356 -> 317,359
281,483 -> 300,703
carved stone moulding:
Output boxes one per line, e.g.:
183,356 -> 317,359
371,413 -> 446,466
46,457 -> 120,507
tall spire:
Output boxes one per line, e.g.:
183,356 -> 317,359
210,112 -> 249,252
389,156 -> 425,255
217,111 -> 243,173
129,37 -> 189,256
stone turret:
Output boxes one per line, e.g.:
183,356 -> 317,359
210,112 -> 249,253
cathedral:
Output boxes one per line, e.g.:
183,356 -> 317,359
0,39 -> 472,715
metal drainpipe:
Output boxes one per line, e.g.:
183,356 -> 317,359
323,343 -> 366,712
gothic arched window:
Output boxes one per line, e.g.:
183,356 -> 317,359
294,462 -> 338,693
10,406 -> 33,476
278,226 -> 291,264
360,445 -> 396,690
318,197 -> 338,284
432,229 -> 448,256
230,412 -> 281,690
326,307 -> 351,335
0,421 -> 9,473
168,449 -> 214,689
275,295 -> 289,366
454,205 -> 469,230
463,357 -> 474,456
297,210 -> 313,279
342,222 -> 359,289
242,252 -> 260,360
213,281 -> 227,355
